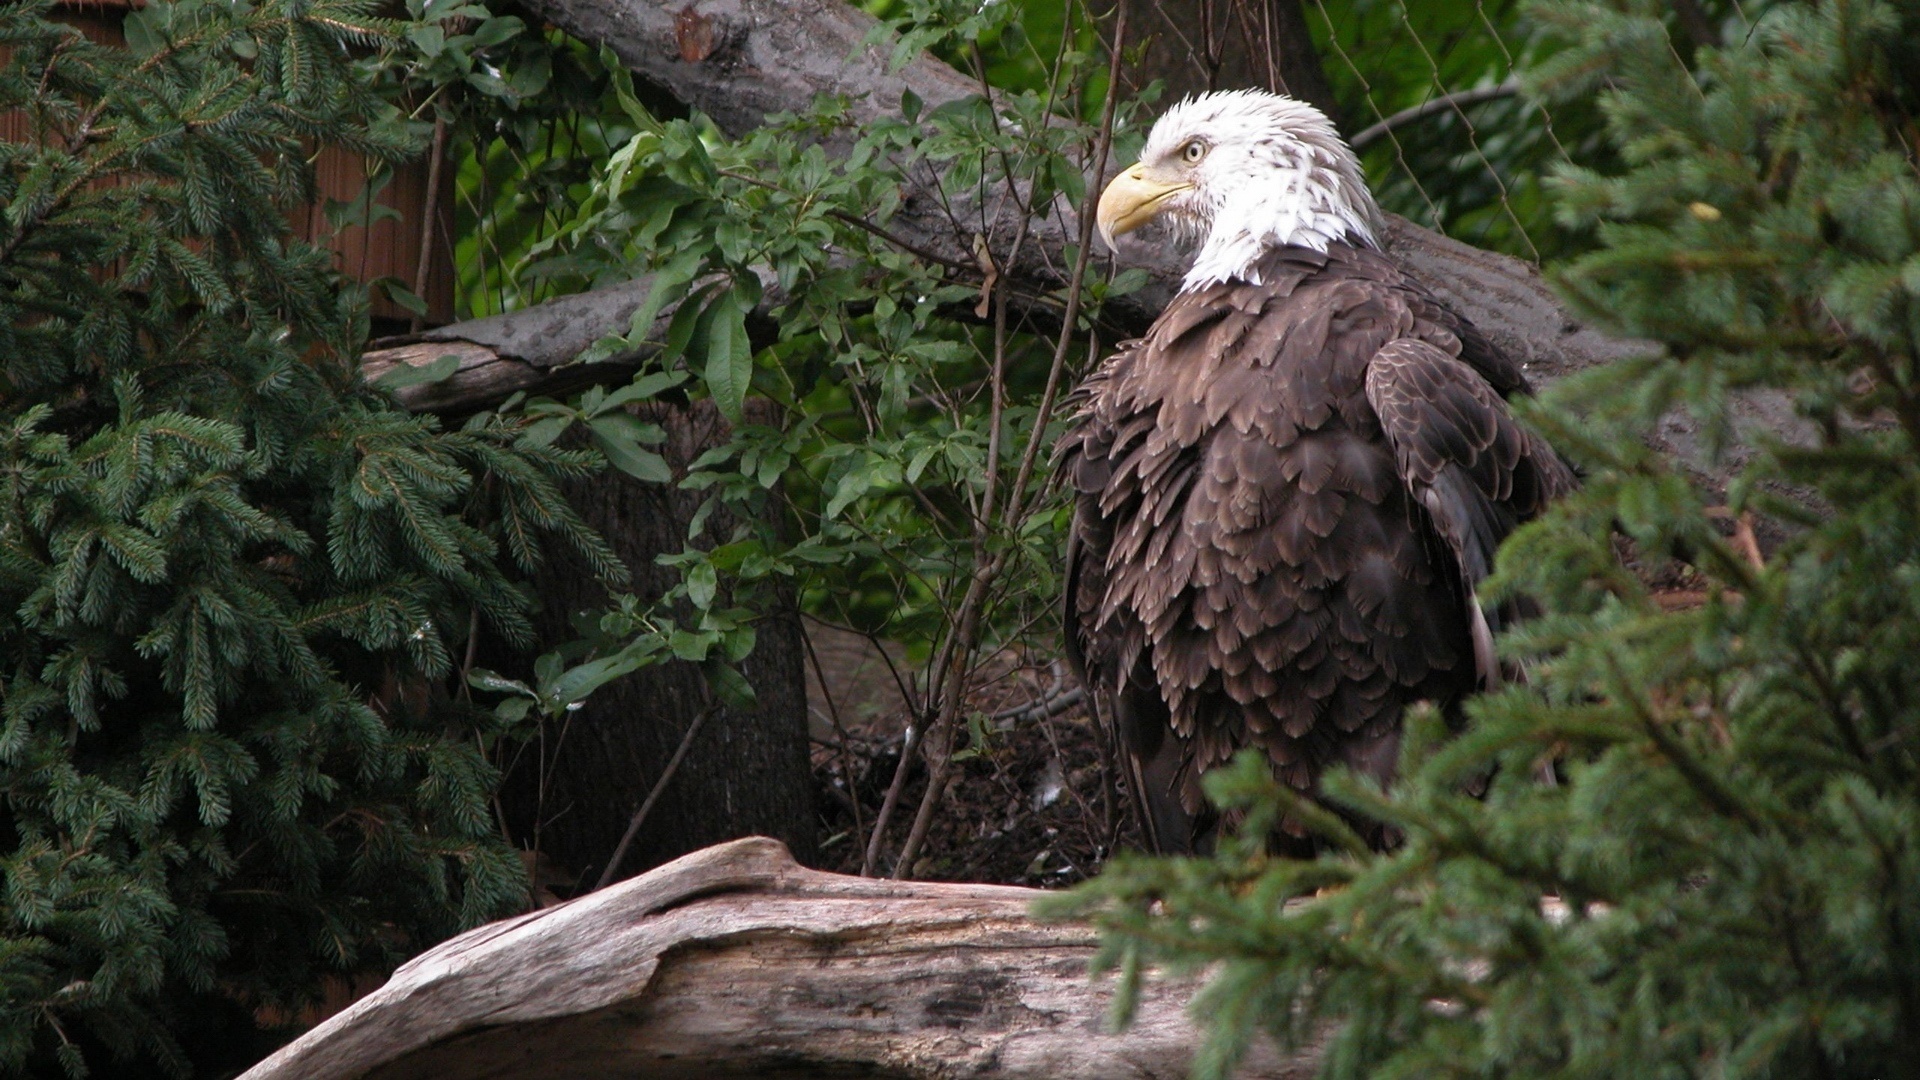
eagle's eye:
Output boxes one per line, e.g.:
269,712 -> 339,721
1181,140 -> 1206,164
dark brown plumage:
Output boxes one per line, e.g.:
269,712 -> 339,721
1059,242 -> 1574,853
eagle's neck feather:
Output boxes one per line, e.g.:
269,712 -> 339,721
1181,124 -> 1381,291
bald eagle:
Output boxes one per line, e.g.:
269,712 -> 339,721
1059,90 -> 1574,854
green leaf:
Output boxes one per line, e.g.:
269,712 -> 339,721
668,628 -> 715,661
373,353 -> 461,390
703,289 -> 753,423
633,244 -> 710,336
407,23 -> 445,57
601,370 -> 689,410
722,624 -> 757,663
466,16 -> 523,48
825,454 -> 902,519
590,416 -> 673,483
377,278 -> 431,318
1051,154 -> 1087,207
520,415 -> 572,447
423,0 -> 480,20
542,651 -> 650,710
468,669 -> 534,698
660,281 -> 721,364
702,659 -> 758,711
324,170 -> 402,234
686,562 -> 718,609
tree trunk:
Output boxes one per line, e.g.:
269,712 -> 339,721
496,401 -> 815,888
1104,0 -> 1343,125
237,837 -> 1323,1080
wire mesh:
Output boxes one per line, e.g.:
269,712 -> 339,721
1304,0 -> 1578,263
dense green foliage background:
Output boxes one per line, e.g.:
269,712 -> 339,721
434,0 -> 1623,888
8,0 -> 1910,1076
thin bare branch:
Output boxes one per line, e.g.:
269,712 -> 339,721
595,702 -> 718,890
1349,77 -> 1523,150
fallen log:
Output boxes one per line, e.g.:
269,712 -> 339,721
237,836 -> 1322,1080
365,211 -> 1646,417
364,0 -> 1650,416
360,278 -> 661,414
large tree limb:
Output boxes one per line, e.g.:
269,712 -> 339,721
238,837 -> 1321,1080
368,0 -> 1650,414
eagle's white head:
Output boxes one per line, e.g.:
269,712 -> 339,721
1096,90 -> 1382,291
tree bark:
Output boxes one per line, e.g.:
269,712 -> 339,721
1103,0 -> 1343,125
495,401 -> 816,886
237,837 -> 1322,1080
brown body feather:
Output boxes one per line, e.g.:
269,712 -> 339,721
1059,243 -> 1573,853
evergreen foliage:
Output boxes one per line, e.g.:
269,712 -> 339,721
0,1 -> 612,1074
1049,1 -> 1920,1076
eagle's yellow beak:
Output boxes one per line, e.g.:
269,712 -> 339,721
1096,162 -> 1193,251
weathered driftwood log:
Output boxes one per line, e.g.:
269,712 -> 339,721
238,837 -> 1321,1080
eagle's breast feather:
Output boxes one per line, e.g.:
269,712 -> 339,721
1060,242 -> 1571,850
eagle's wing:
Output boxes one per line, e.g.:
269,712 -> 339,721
1364,338 -> 1576,686
1060,366 -> 1198,854
1065,501 -> 1194,854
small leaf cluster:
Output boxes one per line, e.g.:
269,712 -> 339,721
1051,2 -> 1920,1078
0,2 -> 610,1074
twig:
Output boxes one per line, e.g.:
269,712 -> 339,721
801,623 -> 867,851
595,702 -> 717,890
458,605 -> 480,702
1732,511 -> 1765,571
1349,78 -> 1522,150
870,45 -> 1046,875
885,154 -> 1033,880
886,0 -> 1131,880
715,167 -> 974,272
990,686 -> 1086,725
1031,686 -> 1102,865
1704,505 -> 1768,577
863,712 -> 927,876
1604,653 -> 1759,829
408,114 -> 448,333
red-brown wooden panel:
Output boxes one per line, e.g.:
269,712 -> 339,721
2,1 -> 455,326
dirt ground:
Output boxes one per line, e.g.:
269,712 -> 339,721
804,622 -> 1143,887
801,536 -> 1727,889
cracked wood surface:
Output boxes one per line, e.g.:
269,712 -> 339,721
238,837 -> 1320,1080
